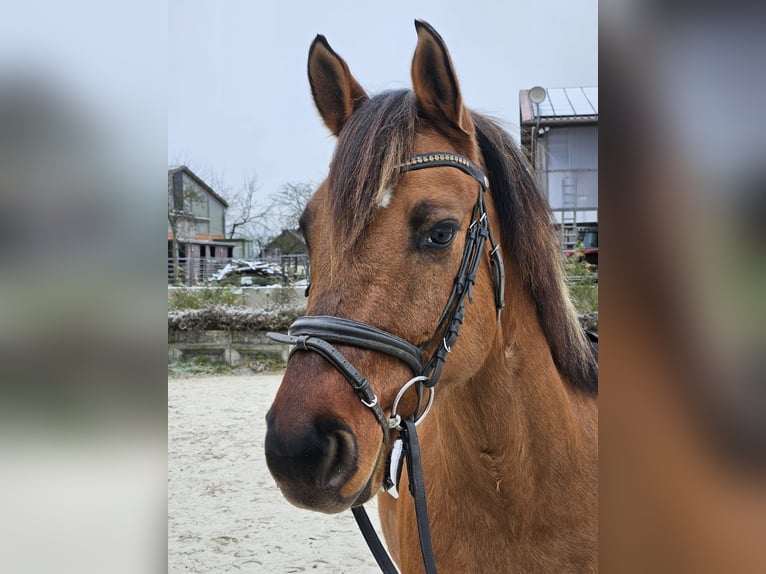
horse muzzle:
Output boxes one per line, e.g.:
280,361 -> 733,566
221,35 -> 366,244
264,411 -> 364,513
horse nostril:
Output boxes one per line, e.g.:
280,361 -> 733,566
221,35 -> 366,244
264,416 -> 359,492
320,428 -> 358,489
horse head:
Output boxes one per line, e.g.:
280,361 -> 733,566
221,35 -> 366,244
264,21 -> 505,513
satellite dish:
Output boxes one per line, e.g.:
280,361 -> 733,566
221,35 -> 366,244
528,86 -> 547,104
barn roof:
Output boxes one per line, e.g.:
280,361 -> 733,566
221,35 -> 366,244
519,87 -> 598,125
168,165 -> 229,208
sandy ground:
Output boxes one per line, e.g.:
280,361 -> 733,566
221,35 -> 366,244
168,373 -> 383,573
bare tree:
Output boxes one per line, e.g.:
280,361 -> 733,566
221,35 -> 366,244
225,175 -> 258,239
219,174 -> 275,246
267,181 -> 315,232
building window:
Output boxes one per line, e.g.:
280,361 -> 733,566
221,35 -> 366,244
537,126 -> 598,220
172,171 -> 185,211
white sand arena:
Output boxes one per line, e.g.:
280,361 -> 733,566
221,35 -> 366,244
168,373 -> 382,573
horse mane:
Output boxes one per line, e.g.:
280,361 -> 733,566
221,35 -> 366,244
472,114 -> 598,394
328,90 -> 598,394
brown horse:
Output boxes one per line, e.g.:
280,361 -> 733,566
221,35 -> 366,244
265,20 -> 598,573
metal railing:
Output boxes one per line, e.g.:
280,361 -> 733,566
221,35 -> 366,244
167,257 -> 233,285
168,255 -> 309,286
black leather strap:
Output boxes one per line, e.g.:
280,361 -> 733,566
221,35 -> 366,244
351,506 -> 400,574
289,316 -> 424,376
399,152 -> 488,188
419,186 -> 492,388
350,419 -> 437,574
400,419 -> 438,574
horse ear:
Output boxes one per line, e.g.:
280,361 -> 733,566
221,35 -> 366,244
411,20 -> 474,137
307,35 -> 368,136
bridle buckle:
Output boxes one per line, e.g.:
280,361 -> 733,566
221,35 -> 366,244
360,393 -> 378,408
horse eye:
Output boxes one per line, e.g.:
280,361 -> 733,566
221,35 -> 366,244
426,222 -> 458,248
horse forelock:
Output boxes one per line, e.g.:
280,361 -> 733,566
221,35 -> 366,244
327,89 -> 416,253
472,113 -> 598,394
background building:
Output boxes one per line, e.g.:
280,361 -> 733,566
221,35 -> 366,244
519,87 -> 598,261
168,165 -> 236,283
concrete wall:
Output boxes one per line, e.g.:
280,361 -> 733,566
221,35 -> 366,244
168,285 -> 307,366
168,330 -> 290,366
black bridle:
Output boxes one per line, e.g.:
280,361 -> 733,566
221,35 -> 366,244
267,152 -> 504,574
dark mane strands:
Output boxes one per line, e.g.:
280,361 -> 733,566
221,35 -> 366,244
472,113 -> 598,394
327,90 -> 597,393
328,89 -> 416,252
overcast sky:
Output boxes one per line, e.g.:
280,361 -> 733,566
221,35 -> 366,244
168,0 -> 597,201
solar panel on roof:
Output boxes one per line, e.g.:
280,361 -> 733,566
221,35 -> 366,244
567,88 -> 595,116
548,88 -> 574,116
582,87 -> 598,114
535,87 -> 598,118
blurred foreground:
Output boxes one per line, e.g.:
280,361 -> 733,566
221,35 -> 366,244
0,3 -> 166,573
600,1 -> 766,571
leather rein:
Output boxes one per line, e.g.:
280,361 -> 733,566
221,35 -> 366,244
267,152 -> 505,574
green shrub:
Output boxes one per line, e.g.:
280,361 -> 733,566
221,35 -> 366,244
269,286 -> 302,309
168,287 -> 244,311
564,247 -> 598,313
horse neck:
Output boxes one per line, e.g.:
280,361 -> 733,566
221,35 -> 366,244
432,278 -> 597,514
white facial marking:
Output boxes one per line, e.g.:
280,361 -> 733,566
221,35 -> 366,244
377,186 -> 393,208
